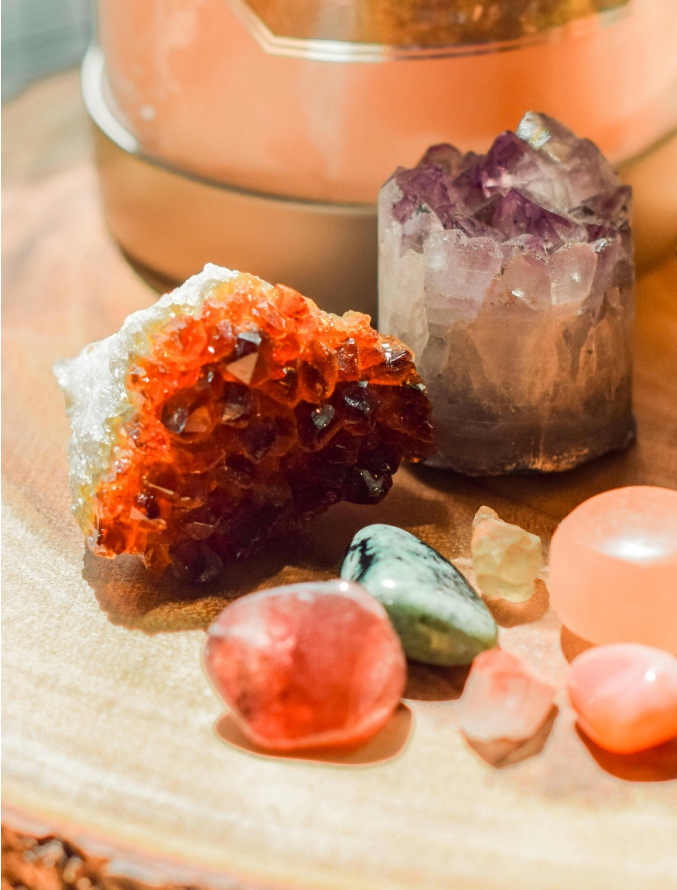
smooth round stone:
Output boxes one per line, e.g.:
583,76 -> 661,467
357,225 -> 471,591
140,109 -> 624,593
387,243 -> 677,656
550,486 -> 677,652
204,580 -> 406,751
458,648 -> 556,743
568,644 -> 677,753
341,524 -> 497,666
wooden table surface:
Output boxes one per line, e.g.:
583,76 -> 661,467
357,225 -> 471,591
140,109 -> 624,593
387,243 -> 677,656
3,70 -> 677,890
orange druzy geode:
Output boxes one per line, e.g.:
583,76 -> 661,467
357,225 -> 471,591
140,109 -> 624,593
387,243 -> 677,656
204,580 -> 407,751
55,267 -> 434,582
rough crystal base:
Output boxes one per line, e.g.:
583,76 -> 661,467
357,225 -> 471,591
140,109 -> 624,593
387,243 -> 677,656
424,396 -> 635,475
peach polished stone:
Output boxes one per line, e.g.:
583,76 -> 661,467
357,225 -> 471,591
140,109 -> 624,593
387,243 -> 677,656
550,486 -> 677,652
568,644 -> 677,754
204,580 -> 406,751
457,648 -> 556,742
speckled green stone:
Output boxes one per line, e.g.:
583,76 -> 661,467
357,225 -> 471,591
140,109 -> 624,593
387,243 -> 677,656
341,524 -> 497,666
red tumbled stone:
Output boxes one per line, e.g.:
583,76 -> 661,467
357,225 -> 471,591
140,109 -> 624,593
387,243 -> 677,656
204,580 -> 407,751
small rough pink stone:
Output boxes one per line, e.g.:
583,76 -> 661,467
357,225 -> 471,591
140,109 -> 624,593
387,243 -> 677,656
457,648 -> 556,742
204,579 -> 407,751
568,643 -> 677,754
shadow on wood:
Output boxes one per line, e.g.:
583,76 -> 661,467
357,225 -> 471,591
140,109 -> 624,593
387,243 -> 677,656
463,705 -> 559,768
560,625 -> 596,663
483,579 -> 550,628
404,662 -> 470,702
214,704 -> 413,767
82,547 -> 290,634
82,484 -> 450,634
575,726 -> 677,782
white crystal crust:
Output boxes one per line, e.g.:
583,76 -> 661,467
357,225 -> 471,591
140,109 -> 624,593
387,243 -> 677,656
54,264 -> 246,537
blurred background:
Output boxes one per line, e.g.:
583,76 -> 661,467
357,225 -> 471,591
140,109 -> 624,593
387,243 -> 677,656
3,0 -> 676,304
2,0 -> 93,99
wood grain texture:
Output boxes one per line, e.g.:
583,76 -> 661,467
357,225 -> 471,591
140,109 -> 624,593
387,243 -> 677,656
3,72 -> 677,890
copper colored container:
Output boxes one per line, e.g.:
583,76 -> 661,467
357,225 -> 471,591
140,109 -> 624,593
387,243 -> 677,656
87,0 -> 677,313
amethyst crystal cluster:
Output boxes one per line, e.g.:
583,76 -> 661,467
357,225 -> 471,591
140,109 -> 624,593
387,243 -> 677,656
379,112 -> 635,474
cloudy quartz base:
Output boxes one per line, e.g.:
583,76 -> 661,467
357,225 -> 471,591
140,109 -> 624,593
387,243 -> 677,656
379,112 -> 635,474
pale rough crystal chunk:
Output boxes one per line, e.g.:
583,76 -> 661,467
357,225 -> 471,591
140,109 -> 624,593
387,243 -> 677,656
471,507 -> 543,602
458,648 -> 556,743
471,505 -> 499,528
379,112 -> 635,474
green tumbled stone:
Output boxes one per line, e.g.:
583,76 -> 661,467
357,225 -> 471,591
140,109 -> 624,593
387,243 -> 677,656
341,524 -> 498,666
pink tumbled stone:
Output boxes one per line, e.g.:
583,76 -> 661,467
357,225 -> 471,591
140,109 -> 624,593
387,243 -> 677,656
568,643 -> 677,754
457,648 -> 556,742
550,486 -> 677,652
204,580 -> 407,751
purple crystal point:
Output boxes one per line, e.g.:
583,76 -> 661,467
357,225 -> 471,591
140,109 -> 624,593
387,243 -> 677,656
446,159 -> 485,213
392,164 -> 455,226
418,144 -> 482,183
446,211 -> 501,240
379,112 -> 634,475
477,189 -> 585,252
479,132 -> 558,203
517,111 -> 618,205
571,185 -> 633,228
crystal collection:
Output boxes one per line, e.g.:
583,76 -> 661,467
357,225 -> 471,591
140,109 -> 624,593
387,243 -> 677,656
55,111 -> 674,762
379,112 -> 635,474
204,496 -> 677,755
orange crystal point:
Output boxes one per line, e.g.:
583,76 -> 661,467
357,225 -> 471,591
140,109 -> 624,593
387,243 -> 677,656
203,580 -> 407,751
457,648 -> 556,742
550,486 -> 677,652
568,644 -> 677,754
65,270 -> 434,581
